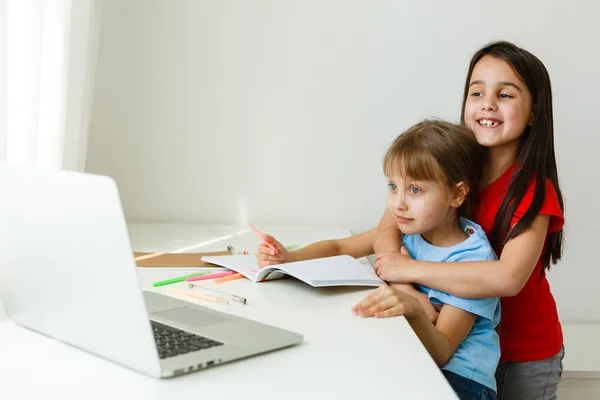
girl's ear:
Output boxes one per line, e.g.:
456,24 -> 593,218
529,107 -> 535,126
450,182 -> 469,208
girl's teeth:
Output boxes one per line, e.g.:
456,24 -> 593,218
480,119 -> 498,127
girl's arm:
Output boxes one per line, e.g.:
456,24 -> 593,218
372,208 -> 403,253
288,228 -> 376,262
353,285 -> 475,367
373,210 -> 439,323
257,229 -> 376,267
409,304 -> 476,367
378,214 -> 551,298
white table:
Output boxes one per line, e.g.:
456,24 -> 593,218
0,223 -> 457,400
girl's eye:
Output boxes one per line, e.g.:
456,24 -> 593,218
409,186 -> 421,195
470,91 -> 482,97
388,183 -> 397,191
499,93 -> 513,99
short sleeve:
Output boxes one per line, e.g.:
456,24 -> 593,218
428,290 -> 499,321
429,243 -> 499,320
445,233 -> 498,263
512,178 -> 564,233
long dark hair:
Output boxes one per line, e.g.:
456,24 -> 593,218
460,41 -> 564,270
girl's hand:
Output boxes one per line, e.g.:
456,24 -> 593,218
351,284 -> 424,319
390,283 -> 440,324
255,234 -> 289,268
374,246 -> 415,283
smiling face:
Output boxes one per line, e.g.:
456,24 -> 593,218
464,55 -> 533,156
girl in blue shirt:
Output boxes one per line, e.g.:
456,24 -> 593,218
257,119 -> 499,400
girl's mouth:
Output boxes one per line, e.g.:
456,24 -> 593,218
477,118 -> 502,127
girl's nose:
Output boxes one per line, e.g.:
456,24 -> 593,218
394,192 -> 407,211
481,98 -> 497,111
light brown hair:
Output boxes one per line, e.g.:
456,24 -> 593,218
383,119 -> 484,219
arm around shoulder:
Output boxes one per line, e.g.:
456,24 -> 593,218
400,214 -> 552,298
495,213 -> 551,296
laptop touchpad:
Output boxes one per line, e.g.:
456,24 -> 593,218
152,306 -> 227,328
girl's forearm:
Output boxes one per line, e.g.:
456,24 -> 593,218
287,229 -> 376,263
373,209 -> 402,253
287,240 -> 341,263
406,312 -> 452,367
408,259 -> 517,298
405,214 -> 549,298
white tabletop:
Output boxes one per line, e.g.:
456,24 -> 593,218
0,223 -> 457,399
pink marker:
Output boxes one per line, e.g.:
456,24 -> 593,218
248,222 -> 279,255
186,271 -> 238,282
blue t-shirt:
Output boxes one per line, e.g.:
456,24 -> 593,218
403,217 -> 500,391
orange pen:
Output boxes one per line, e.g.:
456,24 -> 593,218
213,273 -> 245,284
248,223 -> 279,255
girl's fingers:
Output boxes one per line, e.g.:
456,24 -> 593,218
355,286 -> 390,316
358,286 -> 402,316
257,244 -> 271,254
256,244 -> 285,267
256,257 -> 283,267
357,303 -> 384,317
263,234 -> 276,243
354,305 -> 372,317
374,304 -> 406,318
260,235 -> 288,258
352,301 -> 377,317
258,244 -> 280,256
361,285 -> 389,304
263,234 -> 283,248
256,252 -> 284,262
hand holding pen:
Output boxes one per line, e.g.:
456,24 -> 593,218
249,223 -> 289,267
255,234 -> 289,267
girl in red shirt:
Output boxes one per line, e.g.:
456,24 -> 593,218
372,41 -> 565,399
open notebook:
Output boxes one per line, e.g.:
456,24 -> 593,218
200,255 -> 384,288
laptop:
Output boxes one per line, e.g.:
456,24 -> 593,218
0,165 -> 302,378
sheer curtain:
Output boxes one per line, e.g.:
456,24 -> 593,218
0,0 -> 103,171
0,0 -> 103,321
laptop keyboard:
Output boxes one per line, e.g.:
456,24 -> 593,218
151,320 -> 224,360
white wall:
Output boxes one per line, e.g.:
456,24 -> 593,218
86,0 -> 600,323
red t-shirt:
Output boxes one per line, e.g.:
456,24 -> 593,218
475,164 -> 564,362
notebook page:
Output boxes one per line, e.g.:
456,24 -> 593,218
278,255 -> 383,287
201,255 -> 384,287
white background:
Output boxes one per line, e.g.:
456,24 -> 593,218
85,0 -> 600,323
